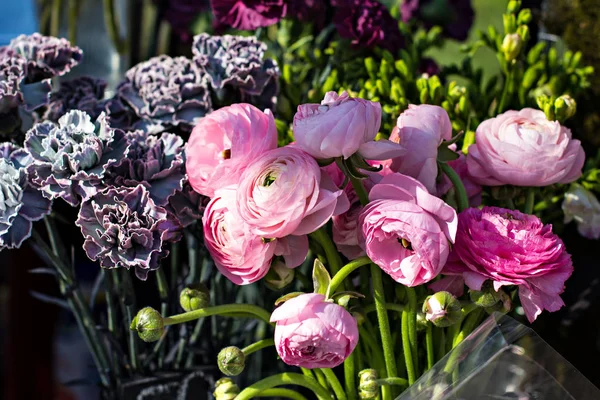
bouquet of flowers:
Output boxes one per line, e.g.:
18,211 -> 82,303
2,0 -> 599,398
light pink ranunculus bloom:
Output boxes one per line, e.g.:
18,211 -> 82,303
562,183 -> 600,239
444,206 -> 573,323
236,146 -> 349,239
186,103 -> 277,198
293,91 -> 405,160
271,293 -> 359,369
358,173 -> 457,286
436,145 -> 482,207
389,104 -> 453,194
466,108 -> 585,187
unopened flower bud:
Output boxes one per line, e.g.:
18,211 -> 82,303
469,284 -> 502,308
507,0 -> 521,13
264,260 -> 295,290
179,284 -> 210,312
358,369 -> 378,399
130,307 -> 164,342
217,346 -> 245,376
484,290 -> 512,314
422,291 -> 461,327
554,95 -> 577,121
501,33 -> 523,62
213,377 -> 239,400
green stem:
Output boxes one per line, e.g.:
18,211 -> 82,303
329,256 -> 372,294
50,0 -> 62,37
376,377 -> 409,388
163,304 -> 272,325
104,270 -> 122,376
309,228 -> 344,277
401,310 -> 416,385
67,0 -> 78,43
301,367 -> 315,378
242,338 -> 275,356
256,389 -> 308,400
524,187 -> 535,215
184,319 -> 204,368
359,327 -> 386,378
103,0 -> 126,53
344,351 -> 357,400
364,303 -> 405,314
236,373 -> 331,400
425,324 -> 435,371
313,369 -> 330,391
170,241 -> 180,289
497,67 -> 513,114
349,175 -> 370,206
439,163 -> 469,212
321,368 -> 347,400
452,308 -> 484,348
406,287 -> 419,376
371,264 -> 397,400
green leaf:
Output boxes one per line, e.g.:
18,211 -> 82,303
438,145 -> 460,162
275,292 -> 305,306
312,259 -> 331,296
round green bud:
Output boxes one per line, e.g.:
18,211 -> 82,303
217,346 -> 246,376
501,33 -> 523,62
422,291 -> 462,328
264,260 -> 295,291
179,284 -> 210,312
130,307 -> 164,342
484,290 -> 512,315
213,378 -> 240,400
469,285 -> 502,308
358,369 -> 378,400
554,95 -> 577,121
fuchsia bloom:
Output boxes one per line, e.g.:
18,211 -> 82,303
445,206 -> 574,323
236,146 -> 349,238
467,108 -> 585,187
390,104 -> 453,194
271,293 -> 359,369
211,0 -> 286,31
186,103 -> 277,198
358,173 -> 457,286
293,91 -> 405,160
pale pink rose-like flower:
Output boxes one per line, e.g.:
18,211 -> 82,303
444,206 -> 574,323
186,103 -> 277,198
389,104 -> 453,194
271,293 -> 359,369
358,173 -> 457,286
562,183 -> 600,239
467,108 -> 585,187
236,146 -> 349,239
293,91 -> 405,160
202,187 -> 308,285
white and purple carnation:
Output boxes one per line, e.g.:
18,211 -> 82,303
166,182 -> 209,228
24,110 -> 129,206
44,76 -> 107,122
76,185 -> 182,280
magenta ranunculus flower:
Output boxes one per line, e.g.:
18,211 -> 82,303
467,108 -> 585,187
271,293 -> 359,369
293,91 -> 405,160
211,0 -> 286,31
445,206 -> 573,323
389,104 -> 452,194
236,146 -> 349,239
358,173 -> 457,286
186,103 -> 277,198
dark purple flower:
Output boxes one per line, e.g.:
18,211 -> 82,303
161,0 -> 210,41
166,182 -> 209,227
0,49 -> 26,113
192,34 -> 279,110
24,110 -> 129,206
103,96 -> 140,131
76,185 -> 182,280
116,55 -> 212,134
44,76 -> 107,122
103,130 -> 186,206
211,0 -> 286,31
333,0 -> 405,52
401,0 -> 475,41
7,33 -> 83,82
0,142 -> 52,250
288,0 -> 328,25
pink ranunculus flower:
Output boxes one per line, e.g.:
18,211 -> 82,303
466,108 -> 585,187
436,145 -> 482,207
270,293 -> 359,369
236,146 -> 349,239
293,91 -> 405,160
445,206 -> 574,323
186,103 -> 277,198
358,173 -> 457,286
389,104 -> 453,194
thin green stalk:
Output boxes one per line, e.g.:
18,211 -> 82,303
67,0 -> 78,43
524,188 -> 535,215
446,322 -> 460,353
321,368 -> 347,400
406,287 -> 418,375
242,338 -> 275,356
309,228 -> 344,277
103,0 -> 126,53
236,373 -> 331,400
256,389 -> 309,400
50,0 -> 62,37
376,377 -> 409,388
436,328 -> 446,362
345,351 -> 357,400
184,319 -> 205,368
349,175 -> 370,206
497,67 -> 513,114
170,241 -> 180,289
364,303 -> 405,314
163,304 -> 272,325
425,325 -> 434,371
359,327 -> 385,378
104,270 -> 122,376
301,367 -> 315,378
401,311 -> 416,385
439,163 -> 469,212
120,270 -> 140,372
329,256 -> 372,293
313,368 -> 330,391
452,308 -> 484,348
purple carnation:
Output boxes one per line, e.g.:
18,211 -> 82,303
103,130 -> 186,206
161,0 -> 210,41
0,143 -> 52,250
44,76 -> 107,122
76,185 -> 182,280
0,49 -> 26,113
401,0 -> 475,41
166,182 -> 209,227
24,110 -> 129,206
333,0 -> 405,52
116,55 -> 212,134
192,34 -> 279,110
8,33 -> 83,82
103,96 -> 139,131
211,0 -> 286,31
